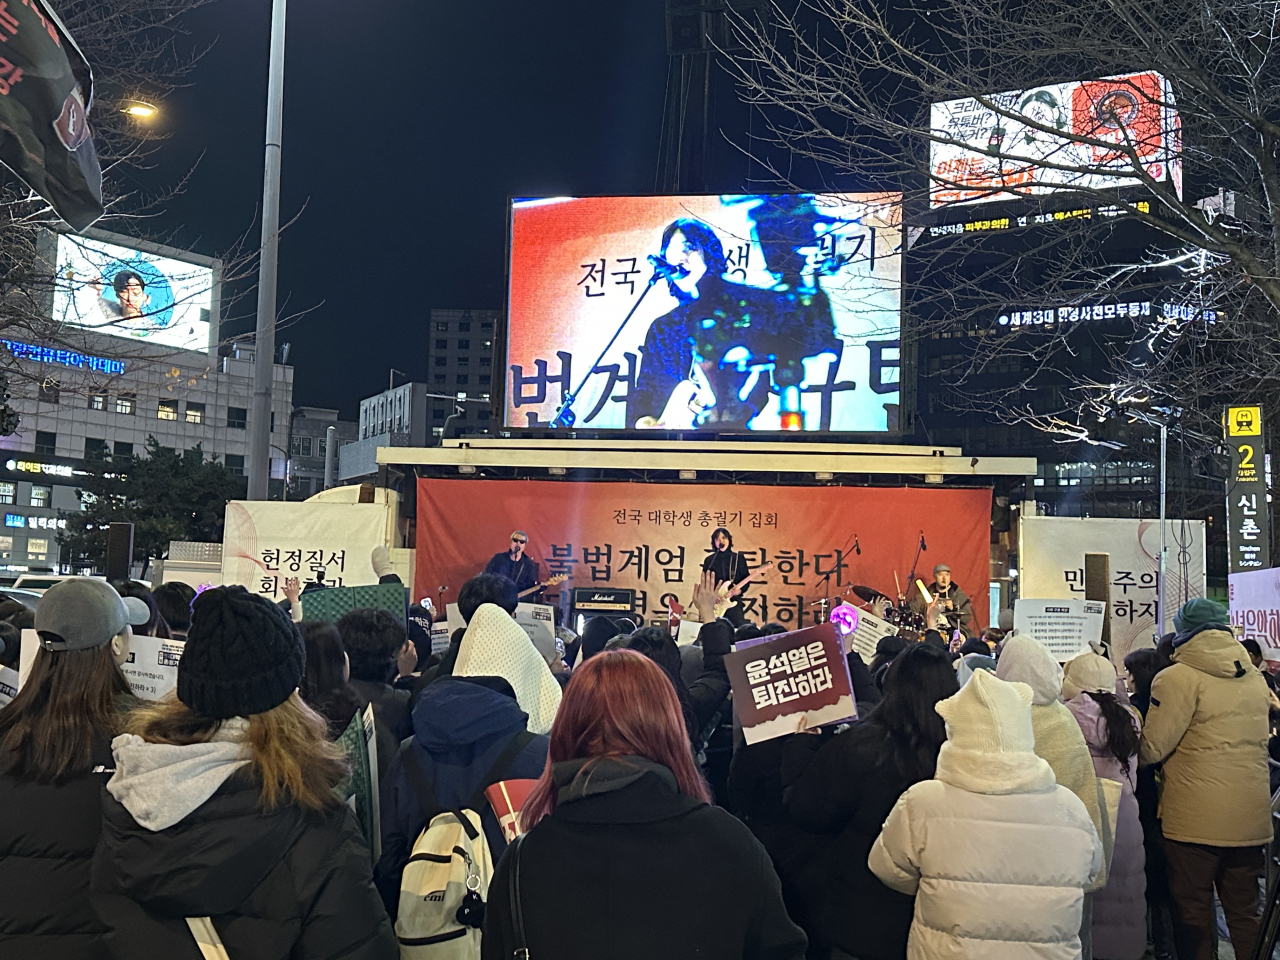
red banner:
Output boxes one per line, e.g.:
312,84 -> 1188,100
415,479 -> 992,631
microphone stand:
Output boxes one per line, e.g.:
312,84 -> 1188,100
550,263 -> 671,429
812,529 -> 859,624
904,532 -> 926,616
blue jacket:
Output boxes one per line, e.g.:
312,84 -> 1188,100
374,677 -> 549,917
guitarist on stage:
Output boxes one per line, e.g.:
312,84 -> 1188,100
702,527 -> 752,626
484,531 -> 541,599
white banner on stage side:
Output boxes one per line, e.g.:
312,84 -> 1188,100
1014,599 -> 1106,662
1229,567 -> 1280,660
1018,516 -> 1205,661
221,501 -> 392,603
120,636 -> 186,701
843,607 -> 897,662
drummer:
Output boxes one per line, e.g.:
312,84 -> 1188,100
907,563 -> 974,637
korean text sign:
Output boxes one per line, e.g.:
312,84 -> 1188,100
930,71 -> 1181,208
506,193 -> 902,433
1229,567 -> 1280,660
726,622 -> 855,744
1013,599 -> 1106,661
415,478 -> 993,632
1225,405 -> 1270,574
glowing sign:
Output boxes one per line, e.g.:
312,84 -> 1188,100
6,459 -> 75,478
1,339 -> 125,376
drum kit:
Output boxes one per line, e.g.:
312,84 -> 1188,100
809,583 -> 929,633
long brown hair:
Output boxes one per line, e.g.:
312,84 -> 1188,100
0,644 -> 133,783
124,691 -> 348,811
522,649 -> 710,828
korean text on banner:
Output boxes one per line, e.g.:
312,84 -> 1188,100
1014,599 -> 1106,661
119,635 -> 185,701
843,606 -> 897,662
1229,567 -> 1280,660
221,501 -> 391,603
726,622 -> 855,745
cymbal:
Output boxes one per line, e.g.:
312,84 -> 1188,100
850,585 -> 887,602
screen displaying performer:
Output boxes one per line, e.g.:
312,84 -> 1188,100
907,563 -> 975,636
483,530 -> 540,596
505,193 -> 902,432
701,527 -> 751,625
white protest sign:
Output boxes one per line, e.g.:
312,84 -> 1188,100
677,619 -> 703,647
429,623 -> 453,656
1229,567 -> 1280,660
18,628 -> 37,690
1019,516 -> 1205,661
0,665 -> 17,708
120,636 -> 186,700
842,606 -> 897,662
515,603 -> 556,663
1014,599 -> 1107,661
445,602 -> 465,635
221,501 -> 392,602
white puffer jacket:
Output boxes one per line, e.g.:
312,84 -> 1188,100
869,671 -> 1103,960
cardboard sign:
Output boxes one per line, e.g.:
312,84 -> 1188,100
677,619 -> 703,647
120,635 -> 185,701
429,622 -> 453,656
301,582 -> 408,627
842,606 -> 897,662
1014,599 -> 1107,661
725,622 -> 855,744
514,603 -> 556,664
334,704 -> 380,864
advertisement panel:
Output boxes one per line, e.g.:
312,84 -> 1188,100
1225,405 -> 1270,573
930,71 -> 1181,208
506,193 -> 902,433
53,233 -> 215,351
1019,516 -> 1206,660
415,479 -> 992,631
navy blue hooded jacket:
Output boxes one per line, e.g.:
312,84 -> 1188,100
374,677 -> 549,918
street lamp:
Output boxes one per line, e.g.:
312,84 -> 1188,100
119,100 -> 158,120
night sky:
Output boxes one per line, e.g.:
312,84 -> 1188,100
125,0 -> 696,418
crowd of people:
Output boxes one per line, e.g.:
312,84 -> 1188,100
0,566 -> 1274,960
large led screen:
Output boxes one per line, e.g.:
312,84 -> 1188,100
930,71 -> 1181,208
53,234 -> 214,351
505,194 -> 902,432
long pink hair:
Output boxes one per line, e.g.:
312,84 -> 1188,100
521,649 -> 710,827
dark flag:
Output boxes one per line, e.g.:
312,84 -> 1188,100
0,0 -> 102,230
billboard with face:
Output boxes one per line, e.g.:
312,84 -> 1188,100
53,233 -> 215,351
930,71 -> 1182,208
505,193 -> 903,433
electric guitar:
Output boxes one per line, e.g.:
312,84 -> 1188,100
669,562 -> 775,619
516,574 -> 569,600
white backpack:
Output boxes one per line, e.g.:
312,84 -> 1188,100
395,731 -> 535,958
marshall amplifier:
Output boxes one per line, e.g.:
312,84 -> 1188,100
571,587 -> 636,614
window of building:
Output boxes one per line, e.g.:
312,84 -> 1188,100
27,538 -> 48,559
30,485 -> 51,508
0,535 -> 12,557
301,437 -> 313,457
434,356 -> 447,367
0,483 -> 14,505
458,339 -> 470,350
227,406 -> 247,429
480,356 -> 492,367
478,410 -> 490,421
433,408 -> 446,420
89,394 -> 106,411
185,402 -> 205,424
224,454 -> 245,476
433,374 -> 446,384
34,431 -> 56,455
271,412 -> 276,432
481,321 -> 493,330
157,400 -> 178,421
84,437 -> 107,459
456,374 -> 468,385
482,340 -> 492,349
432,426 -> 444,436
290,436 -> 302,456
458,356 -> 469,366
459,321 -> 471,332
38,381 -> 59,404
435,321 -> 449,332
479,374 -> 491,385
116,394 -> 136,415
318,437 -> 327,458
114,441 -> 133,459
435,338 -> 447,349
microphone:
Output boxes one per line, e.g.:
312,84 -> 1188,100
854,536 -> 861,555
920,532 -> 927,551
648,254 -> 689,280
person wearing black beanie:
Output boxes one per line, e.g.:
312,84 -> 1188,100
91,586 -> 397,960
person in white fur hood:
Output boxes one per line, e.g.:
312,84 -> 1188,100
869,668 -> 1103,960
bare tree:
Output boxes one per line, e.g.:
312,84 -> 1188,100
729,0 -> 1280,453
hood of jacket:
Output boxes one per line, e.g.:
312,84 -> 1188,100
107,720 -> 251,832
1173,626 -> 1254,680
994,634 -> 1064,705
412,677 -> 530,754
98,766 -> 308,918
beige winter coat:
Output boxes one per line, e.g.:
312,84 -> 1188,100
1139,626 -> 1272,847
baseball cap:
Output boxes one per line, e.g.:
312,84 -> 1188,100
35,578 -> 151,651
933,563 -> 951,575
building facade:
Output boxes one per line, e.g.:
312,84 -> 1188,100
289,406 -> 358,497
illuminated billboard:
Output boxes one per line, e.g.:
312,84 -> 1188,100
505,193 -> 902,432
930,71 -> 1181,208
53,233 -> 215,351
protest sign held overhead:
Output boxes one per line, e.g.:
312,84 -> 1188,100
1014,599 -> 1106,661
725,622 -> 855,745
